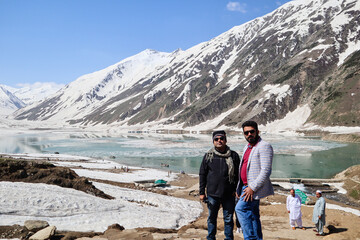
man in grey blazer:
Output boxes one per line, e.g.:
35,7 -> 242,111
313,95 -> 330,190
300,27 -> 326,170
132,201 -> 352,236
235,120 -> 274,240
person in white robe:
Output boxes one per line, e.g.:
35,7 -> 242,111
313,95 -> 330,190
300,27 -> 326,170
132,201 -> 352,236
286,189 -> 305,230
312,190 -> 326,236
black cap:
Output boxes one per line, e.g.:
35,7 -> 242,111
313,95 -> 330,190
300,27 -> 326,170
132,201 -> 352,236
212,130 -> 226,140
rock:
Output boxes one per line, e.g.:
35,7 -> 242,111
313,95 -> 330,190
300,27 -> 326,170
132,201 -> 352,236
106,223 -> 125,231
102,224 -> 126,240
188,189 -> 199,197
17,169 -> 28,178
24,220 -> 49,232
0,159 -> 113,200
0,224 -> 29,239
29,226 -> 56,240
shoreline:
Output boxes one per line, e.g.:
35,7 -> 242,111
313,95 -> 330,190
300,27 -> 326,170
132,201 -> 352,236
296,130 -> 360,143
1,152 -> 359,202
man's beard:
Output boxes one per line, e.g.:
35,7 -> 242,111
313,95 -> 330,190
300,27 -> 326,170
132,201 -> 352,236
246,134 -> 259,144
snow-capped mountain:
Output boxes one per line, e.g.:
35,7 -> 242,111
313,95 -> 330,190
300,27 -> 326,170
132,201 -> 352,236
0,82 -> 64,116
12,82 -> 64,105
12,0 -> 360,129
0,85 -> 25,116
11,50 -> 179,122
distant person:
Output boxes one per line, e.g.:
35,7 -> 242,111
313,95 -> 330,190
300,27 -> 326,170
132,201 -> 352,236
199,130 -> 240,240
312,190 -> 326,236
235,120 -> 274,240
286,189 -> 305,230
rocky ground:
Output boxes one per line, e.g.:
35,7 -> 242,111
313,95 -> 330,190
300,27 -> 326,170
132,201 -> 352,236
0,157 -> 113,199
0,158 -> 359,240
334,165 -> 360,203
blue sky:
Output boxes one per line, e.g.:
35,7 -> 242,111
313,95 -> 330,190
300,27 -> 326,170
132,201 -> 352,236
0,0 -> 292,88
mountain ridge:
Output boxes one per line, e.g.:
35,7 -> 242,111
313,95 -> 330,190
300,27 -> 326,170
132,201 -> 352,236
0,86 -> 25,116
11,0 -> 360,131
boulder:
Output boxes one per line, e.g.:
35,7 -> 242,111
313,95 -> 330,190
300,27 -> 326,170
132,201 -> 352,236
29,226 -> 56,240
101,224 -> 126,240
24,220 -> 49,232
106,223 -> 125,231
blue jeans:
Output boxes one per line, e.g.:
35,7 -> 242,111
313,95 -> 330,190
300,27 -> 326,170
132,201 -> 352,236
235,185 -> 262,240
207,195 -> 235,240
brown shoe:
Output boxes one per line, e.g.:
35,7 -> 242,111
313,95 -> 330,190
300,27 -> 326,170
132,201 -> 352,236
292,227 -> 296,230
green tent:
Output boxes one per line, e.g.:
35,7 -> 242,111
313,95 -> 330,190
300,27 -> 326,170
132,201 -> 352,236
154,179 -> 167,186
295,189 -> 309,204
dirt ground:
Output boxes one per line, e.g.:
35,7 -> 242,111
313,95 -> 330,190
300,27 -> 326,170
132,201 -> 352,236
67,174 -> 360,240
1,159 -> 360,240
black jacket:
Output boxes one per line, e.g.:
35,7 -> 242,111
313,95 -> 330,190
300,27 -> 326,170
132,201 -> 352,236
199,149 -> 240,198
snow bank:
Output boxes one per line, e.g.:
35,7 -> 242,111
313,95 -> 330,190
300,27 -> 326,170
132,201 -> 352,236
72,168 -> 177,183
0,181 -> 202,232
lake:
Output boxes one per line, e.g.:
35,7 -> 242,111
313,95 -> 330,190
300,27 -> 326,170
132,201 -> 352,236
1,131 -> 359,179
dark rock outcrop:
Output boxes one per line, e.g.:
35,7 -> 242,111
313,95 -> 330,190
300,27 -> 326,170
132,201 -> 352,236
0,158 -> 113,200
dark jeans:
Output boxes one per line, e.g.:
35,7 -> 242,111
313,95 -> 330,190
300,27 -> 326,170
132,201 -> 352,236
207,195 -> 235,240
235,185 -> 262,240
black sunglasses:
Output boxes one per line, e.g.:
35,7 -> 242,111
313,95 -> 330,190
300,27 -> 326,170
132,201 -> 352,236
214,137 -> 225,141
244,130 -> 256,135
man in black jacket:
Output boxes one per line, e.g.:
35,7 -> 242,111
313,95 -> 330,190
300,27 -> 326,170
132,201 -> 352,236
199,130 -> 240,240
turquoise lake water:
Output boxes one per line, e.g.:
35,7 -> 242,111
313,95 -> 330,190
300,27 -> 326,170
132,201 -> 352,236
1,132 -> 359,179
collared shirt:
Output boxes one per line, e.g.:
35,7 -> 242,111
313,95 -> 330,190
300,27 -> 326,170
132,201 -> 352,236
240,144 -> 252,185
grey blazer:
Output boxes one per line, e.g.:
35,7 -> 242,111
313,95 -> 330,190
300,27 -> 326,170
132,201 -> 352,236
237,137 -> 274,200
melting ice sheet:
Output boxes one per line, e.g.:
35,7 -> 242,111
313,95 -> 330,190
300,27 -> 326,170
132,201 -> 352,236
0,132 -> 358,178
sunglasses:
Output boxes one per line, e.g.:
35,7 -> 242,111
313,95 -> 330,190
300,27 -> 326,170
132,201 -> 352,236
244,130 -> 256,135
214,137 -> 225,141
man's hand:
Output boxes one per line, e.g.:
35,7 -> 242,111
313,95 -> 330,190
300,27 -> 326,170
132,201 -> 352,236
200,194 -> 206,202
318,215 -> 321,219
241,186 -> 254,202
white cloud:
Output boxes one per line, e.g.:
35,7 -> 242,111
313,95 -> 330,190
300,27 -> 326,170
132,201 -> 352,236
226,2 -> 247,13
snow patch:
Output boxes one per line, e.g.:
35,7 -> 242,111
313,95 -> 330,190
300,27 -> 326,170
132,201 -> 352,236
261,104 -> 311,134
0,181 -> 202,231
73,167 -> 176,183
133,102 -> 142,111
338,39 -> 360,66
326,203 -> 360,217
263,84 -> 291,104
